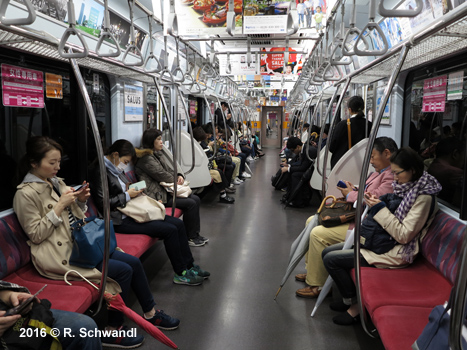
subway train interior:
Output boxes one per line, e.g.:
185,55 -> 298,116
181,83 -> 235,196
1,0 -> 467,349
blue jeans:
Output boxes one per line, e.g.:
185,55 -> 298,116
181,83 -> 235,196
236,153 -> 247,173
298,13 -> 305,26
52,309 -> 102,349
322,243 -> 373,304
97,250 -> 156,327
114,216 -> 194,276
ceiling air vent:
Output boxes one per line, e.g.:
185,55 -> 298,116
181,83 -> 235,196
248,34 -> 272,46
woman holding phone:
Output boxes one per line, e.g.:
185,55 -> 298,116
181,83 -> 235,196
322,147 -> 441,326
13,136 -> 180,348
91,139 -> 209,286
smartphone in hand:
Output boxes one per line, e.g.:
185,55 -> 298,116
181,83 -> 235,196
73,183 -> 88,191
129,181 -> 147,191
337,180 -> 347,188
3,284 -> 47,317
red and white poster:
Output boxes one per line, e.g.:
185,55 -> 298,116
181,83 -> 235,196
422,75 -> 447,112
2,64 -> 44,108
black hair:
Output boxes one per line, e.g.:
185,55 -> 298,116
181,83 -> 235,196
390,147 -> 424,181
347,96 -> 365,117
286,136 -> 303,150
221,102 -> 229,108
105,139 -> 136,164
202,123 -> 214,135
141,128 -> 162,149
18,136 -> 63,183
373,137 -> 398,154
193,126 -> 207,142
435,137 -> 465,158
303,123 -> 310,128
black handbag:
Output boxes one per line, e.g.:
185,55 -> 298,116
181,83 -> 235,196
317,196 -> 356,228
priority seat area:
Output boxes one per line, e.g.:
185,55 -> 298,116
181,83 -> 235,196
352,210 -> 466,349
0,196 -> 182,314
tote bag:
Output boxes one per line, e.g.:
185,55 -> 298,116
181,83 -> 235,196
118,194 -> 166,222
317,195 -> 356,228
70,216 -> 117,268
160,181 -> 193,198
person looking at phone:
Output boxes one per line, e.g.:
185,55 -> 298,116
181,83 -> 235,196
0,280 -> 101,349
91,139 -> 209,287
13,136 -> 179,349
295,137 -> 397,299
135,128 -> 207,247
323,147 -> 441,325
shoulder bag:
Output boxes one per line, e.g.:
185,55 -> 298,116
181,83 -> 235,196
160,181 -> 193,198
118,194 -> 166,222
317,195 -> 356,228
69,215 -> 117,269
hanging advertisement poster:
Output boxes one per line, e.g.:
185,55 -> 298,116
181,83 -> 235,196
45,73 -> 63,99
447,71 -> 464,100
163,0 -> 243,36
124,84 -> 143,121
422,75 -> 447,112
64,0 -> 104,37
376,86 -> 391,125
107,11 -> 147,50
243,0 -> 288,34
219,54 -> 257,75
14,0 -> 68,21
2,64 -> 44,108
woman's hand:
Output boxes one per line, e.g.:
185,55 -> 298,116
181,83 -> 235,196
127,188 -> 143,198
0,311 -> 21,337
75,182 -> 90,203
337,181 -> 353,197
364,192 -> 381,207
177,176 -> 184,185
54,189 -> 78,216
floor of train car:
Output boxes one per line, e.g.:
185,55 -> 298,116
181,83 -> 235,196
100,149 -> 385,350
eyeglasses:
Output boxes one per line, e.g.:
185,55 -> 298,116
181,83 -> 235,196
391,169 -> 406,176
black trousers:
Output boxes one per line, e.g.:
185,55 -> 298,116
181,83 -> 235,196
166,194 -> 201,239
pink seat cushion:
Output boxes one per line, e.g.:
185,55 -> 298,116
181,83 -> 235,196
4,264 -> 99,314
166,208 -> 183,218
372,305 -> 433,350
116,233 -> 158,258
352,259 -> 452,317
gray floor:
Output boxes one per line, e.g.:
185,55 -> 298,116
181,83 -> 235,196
123,149 -> 385,350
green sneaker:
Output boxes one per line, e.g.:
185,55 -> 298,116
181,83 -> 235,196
190,264 -> 210,279
173,269 -> 204,286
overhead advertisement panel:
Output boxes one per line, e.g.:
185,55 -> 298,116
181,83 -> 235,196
165,0 -> 243,35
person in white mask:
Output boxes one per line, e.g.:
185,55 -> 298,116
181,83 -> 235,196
91,139 -> 210,287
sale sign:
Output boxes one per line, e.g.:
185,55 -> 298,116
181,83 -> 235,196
2,64 -> 44,108
422,75 -> 447,112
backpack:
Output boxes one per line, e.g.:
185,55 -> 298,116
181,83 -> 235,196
1,299 -> 61,350
271,168 -> 289,190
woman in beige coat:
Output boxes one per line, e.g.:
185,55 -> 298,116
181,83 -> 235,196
13,136 -> 179,348
322,147 -> 441,326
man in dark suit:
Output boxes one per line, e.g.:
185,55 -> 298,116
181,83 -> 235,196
215,102 -> 234,130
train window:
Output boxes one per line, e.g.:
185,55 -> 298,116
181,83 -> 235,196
405,55 -> 467,211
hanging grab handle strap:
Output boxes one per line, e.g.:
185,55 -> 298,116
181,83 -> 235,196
96,0 -> 121,58
58,0 -> 89,58
122,0 -> 144,66
167,0 -> 178,36
226,0 -> 236,36
0,0 -> 36,25
378,0 -> 423,17
287,0 -> 299,35
353,0 -> 388,56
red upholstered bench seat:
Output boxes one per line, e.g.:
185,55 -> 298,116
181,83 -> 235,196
372,305 -> 433,350
355,259 -> 452,317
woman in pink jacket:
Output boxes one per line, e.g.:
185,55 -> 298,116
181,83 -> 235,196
295,137 -> 398,299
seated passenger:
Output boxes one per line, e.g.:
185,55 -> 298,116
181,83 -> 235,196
322,147 -> 441,325
281,136 -> 317,207
13,136 -> 179,349
295,137 -> 397,298
427,136 -> 464,207
90,139 -> 210,285
329,96 -> 372,169
135,128 -> 207,247
0,280 -> 102,350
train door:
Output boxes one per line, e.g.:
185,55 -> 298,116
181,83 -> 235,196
261,106 -> 283,148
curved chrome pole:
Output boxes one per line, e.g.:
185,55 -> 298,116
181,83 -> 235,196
174,84 -> 196,174
354,45 -> 410,338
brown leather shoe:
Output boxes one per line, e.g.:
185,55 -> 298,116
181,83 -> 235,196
295,273 -> 306,282
296,286 -> 321,299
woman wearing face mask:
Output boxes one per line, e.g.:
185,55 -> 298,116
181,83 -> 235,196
91,140 -> 209,287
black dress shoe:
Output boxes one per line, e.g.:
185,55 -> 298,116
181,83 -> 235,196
330,300 -> 350,312
219,195 -> 235,204
332,312 -> 359,326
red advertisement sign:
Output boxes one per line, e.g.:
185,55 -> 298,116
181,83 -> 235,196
422,75 -> 447,112
2,64 -> 44,108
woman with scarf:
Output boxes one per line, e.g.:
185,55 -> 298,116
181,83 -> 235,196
322,147 -> 442,326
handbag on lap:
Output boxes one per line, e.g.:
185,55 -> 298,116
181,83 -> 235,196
159,181 -> 193,198
118,194 -> 166,222
317,195 -> 356,228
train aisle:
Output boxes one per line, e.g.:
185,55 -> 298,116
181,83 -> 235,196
129,149 -> 385,350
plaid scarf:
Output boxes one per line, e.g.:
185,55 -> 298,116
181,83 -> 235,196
392,171 -> 442,263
